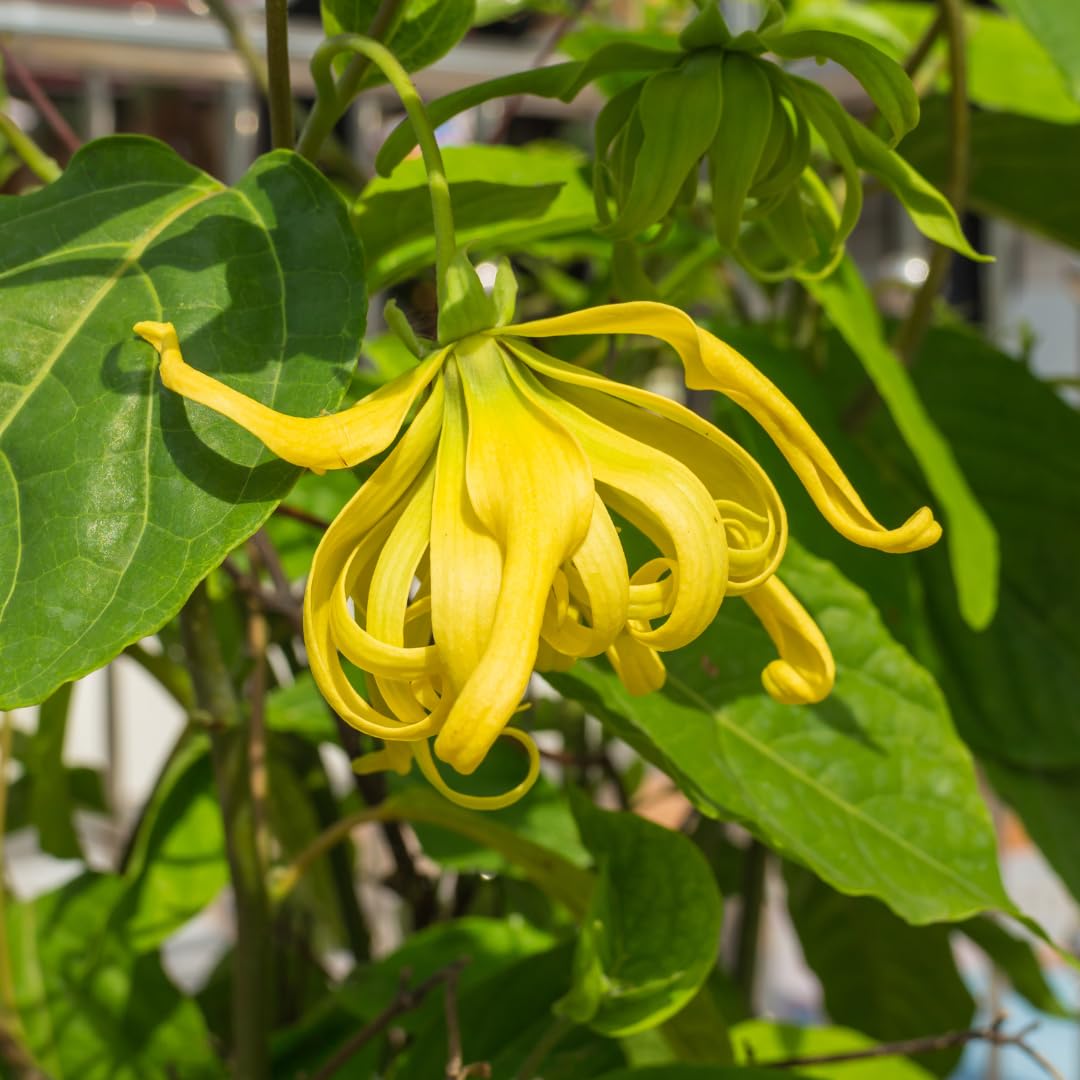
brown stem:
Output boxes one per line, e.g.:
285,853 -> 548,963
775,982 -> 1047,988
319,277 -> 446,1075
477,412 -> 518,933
244,542 -> 272,874
310,959 -> 471,1080
0,43 -> 81,157
761,1015 -> 1063,1080
264,0 -> 294,148
181,582 -> 271,1080
273,502 -> 331,530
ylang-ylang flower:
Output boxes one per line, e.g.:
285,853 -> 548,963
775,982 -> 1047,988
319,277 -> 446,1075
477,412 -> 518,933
135,290 -> 938,809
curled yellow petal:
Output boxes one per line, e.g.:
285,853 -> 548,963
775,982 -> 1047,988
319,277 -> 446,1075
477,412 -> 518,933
134,320 -> 446,473
501,304 -> 940,553
607,628 -> 667,696
743,574 -> 835,705
511,359 -> 727,653
413,730 -> 540,810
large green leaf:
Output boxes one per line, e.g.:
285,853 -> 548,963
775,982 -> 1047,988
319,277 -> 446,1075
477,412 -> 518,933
321,0 -> 474,87
556,795 -> 723,1037
552,544 -> 1011,925
7,874 -> 224,1078
902,98 -> 1080,251
115,737 -> 228,952
784,865 -> 973,1076
993,0 -> 1080,103
808,257 -> 998,630
356,144 -> 596,289
731,1021 -> 935,1079
0,135 -> 365,708
897,328 -> 1080,769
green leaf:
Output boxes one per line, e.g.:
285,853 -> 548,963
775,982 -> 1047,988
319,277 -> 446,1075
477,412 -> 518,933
993,0 -> 1080,103
897,328 -> 1080,769
374,42 -> 679,175
7,873 -> 224,1078
960,914 -> 1073,1018
807,256 -> 999,629
597,1070 -> 806,1080
768,29 -> 918,143
356,145 -> 596,289
556,794 -> 723,1037
116,735 -> 227,952
784,865 -> 973,1076
0,135 -> 365,709
552,544 -> 1011,925
23,682 -> 81,857
321,0 -> 475,87
902,98 -> 1080,251
731,1020 -> 935,1079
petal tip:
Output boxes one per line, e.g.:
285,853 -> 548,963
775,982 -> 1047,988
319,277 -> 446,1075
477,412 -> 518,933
761,659 -> 832,705
133,320 -> 176,353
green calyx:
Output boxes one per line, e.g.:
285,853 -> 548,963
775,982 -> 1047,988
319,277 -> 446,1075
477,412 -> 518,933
437,252 -> 498,344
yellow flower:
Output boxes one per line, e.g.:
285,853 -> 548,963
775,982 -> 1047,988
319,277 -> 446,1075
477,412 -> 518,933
135,303 -> 939,808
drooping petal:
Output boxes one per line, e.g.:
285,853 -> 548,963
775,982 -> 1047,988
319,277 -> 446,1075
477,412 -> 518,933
541,495 -> 630,658
500,304 -> 940,553
607,627 -> 666,695
743,574 -> 835,704
429,356 -> 503,695
508,359 -> 727,653
134,321 -> 447,473
510,340 -> 785,593
433,338 -> 594,775
303,382 -> 446,739
412,730 -> 541,811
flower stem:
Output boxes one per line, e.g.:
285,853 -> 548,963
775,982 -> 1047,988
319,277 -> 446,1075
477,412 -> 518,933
181,582 -> 271,1080
306,35 -> 458,290
295,0 -> 408,160
0,112 -> 60,184
264,0 -> 294,148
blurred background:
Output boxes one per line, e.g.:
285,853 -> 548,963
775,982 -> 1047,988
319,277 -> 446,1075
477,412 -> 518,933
2,0 -> 1079,1075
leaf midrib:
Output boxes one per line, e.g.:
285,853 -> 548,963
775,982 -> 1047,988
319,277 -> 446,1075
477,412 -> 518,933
664,670 -> 1003,916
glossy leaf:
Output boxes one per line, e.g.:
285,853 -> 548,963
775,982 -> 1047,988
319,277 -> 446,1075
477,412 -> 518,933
557,794 -> 723,1036
322,0 -> 474,87
898,328 -> 1080,768
7,873 -> 223,1078
116,737 -> 227,952
597,1070 -> 804,1080
0,135 -> 365,708
785,865 -> 973,1076
552,544 -> 1011,925
732,1020 -> 935,1079
808,256 -> 998,629
993,0 -> 1080,102
357,145 -> 595,289
903,99 -> 1080,251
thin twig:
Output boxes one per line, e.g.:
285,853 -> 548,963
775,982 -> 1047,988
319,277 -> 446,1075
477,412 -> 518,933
732,838 -> 767,1008
0,112 -> 60,183
0,43 -> 81,156
181,582 -> 272,1079
310,959 -> 470,1080
274,503 -> 331,531
761,1015 -> 1064,1080
264,0 -> 294,148
513,1015 -> 572,1080
245,541 -> 273,875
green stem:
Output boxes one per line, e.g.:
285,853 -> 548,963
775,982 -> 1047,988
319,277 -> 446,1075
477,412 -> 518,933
733,839 -> 768,1008
295,0 -> 408,160
265,0 -> 294,148
514,1016 -> 573,1080
181,582 -> 271,1080
0,113 -> 60,184
892,0 -> 969,366
306,35 -> 458,291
